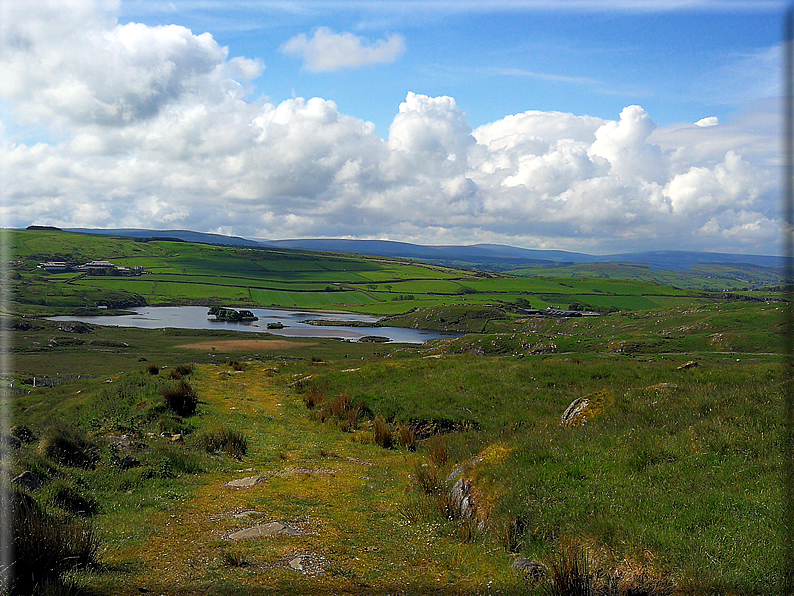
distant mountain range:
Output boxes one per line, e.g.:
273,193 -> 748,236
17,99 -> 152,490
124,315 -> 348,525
61,227 -> 786,272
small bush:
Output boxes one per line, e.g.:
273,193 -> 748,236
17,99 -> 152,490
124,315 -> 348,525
163,381 -> 198,417
427,436 -> 449,467
10,488 -> 99,595
39,424 -> 98,469
228,360 -> 244,372
147,364 -> 160,376
398,424 -> 416,451
197,426 -> 248,459
373,416 -> 393,449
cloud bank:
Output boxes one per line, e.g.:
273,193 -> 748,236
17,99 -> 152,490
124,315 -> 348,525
0,0 -> 780,255
281,27 -> 405,72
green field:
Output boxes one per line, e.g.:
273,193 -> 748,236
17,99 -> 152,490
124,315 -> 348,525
12,229 -> 778,317
3,229 -> 788,595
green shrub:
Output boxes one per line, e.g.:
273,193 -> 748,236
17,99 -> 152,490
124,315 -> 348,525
162,381 -> 198,417
197,426 -> 248,459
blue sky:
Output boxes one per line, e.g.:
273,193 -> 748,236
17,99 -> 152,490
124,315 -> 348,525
117,1 -> 782,134
0,0 -> 787,254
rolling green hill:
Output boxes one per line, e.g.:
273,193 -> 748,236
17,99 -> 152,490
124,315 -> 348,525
8,229 -> 783,319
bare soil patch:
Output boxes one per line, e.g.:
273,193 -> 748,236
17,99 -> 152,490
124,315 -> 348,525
175,339 -> 316,351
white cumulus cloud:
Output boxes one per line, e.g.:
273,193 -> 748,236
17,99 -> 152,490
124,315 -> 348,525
281,27 -> 405,73
0,0 -> 781,255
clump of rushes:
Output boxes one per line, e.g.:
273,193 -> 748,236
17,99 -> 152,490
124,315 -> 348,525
543,540 -> 602,596
170,363 -> 194,379
44,479 -> 99,516
330,393 -> 351,419
413,463 -> 441,495
10,488 -> 99,596
162,380 -> 198,417
197,426 -> 248,459
309,391 -> 362,431
303,385 -> 325,409
373,415 -> 393,448
343,404 -> 362,432
147,364 -> 160,375
427,435 -> 449,467
398,424 -> 416,451
221,549 -> 250,568
39,423 -> 98,469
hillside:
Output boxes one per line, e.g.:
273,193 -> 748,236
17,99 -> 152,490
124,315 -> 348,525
9,229 -> 782,319
57,228 -> 787,288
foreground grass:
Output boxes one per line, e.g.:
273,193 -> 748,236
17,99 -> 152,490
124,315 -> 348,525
6,294 -> 785,594
10,361 -> 531,595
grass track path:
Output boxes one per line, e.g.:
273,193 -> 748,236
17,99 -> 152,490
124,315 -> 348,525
94,365 -> 519,595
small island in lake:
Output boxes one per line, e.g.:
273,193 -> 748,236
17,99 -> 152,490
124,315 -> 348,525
267,321 -> 285,329
207,307 -> 258,322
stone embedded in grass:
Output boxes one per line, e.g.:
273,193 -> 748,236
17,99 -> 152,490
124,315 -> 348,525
288,554 -> 327,576
13,470 -> 42,491
227,521 -> 303,541
232,510 -> 263,519
511,557 -> 545,579
225,475 -> 266,488
560,397 -> 590,427
677,360 -> 699,370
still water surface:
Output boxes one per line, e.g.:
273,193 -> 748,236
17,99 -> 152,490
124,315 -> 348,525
49,306 -> 460,344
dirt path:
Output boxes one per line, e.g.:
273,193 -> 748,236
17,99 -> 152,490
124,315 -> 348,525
98,364 -> 516,595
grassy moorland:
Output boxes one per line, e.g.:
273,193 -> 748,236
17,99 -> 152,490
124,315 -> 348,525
2,229 -> 788,595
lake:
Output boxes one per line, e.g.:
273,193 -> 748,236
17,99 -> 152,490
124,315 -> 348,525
49,306 -> 461,344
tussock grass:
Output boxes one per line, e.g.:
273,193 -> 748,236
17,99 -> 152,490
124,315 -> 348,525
373,415 -> 393,448
43,478 -> 99,516
196,425 -> 248,459
221,549 -> 250,568
412,463 -> 441,495
162,380 -> 198,417
39,423 -> 98,469
397,424 -> 416,451
426,435 -> 449,467
9,488 -> 99,596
